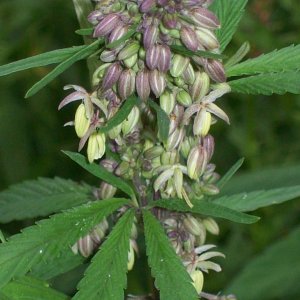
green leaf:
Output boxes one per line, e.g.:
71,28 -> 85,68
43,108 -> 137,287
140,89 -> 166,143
226,226 -> 300,300
226,44 -> 300,77
217,158 -> 244,190
169,45 -> 225,60
143,210 -> 198,300
73,209 -> 135,300
0,177 -> 93,223
0,46 -> 86,77
106,25 -> 138,49
0,198 -> 129,288
213,185 -> 300,212
151,198 -> 259,224
220,163 -> 300,195
148,100 -> 170,143
75,28 -> 93,36
99,96 -> 139,134
229,71 -> 300,95
210,0 -> 248,52
0,276 -> 68,300
63,151 -> 136,199
25,39 -> 103,98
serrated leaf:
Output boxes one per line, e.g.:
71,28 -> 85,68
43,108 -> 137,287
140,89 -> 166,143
226,226 -> 300,300
143,210 -> 198,300
213,185 -> 300,212
73,209 -> 135,300
63,151 -> 136,199
0,177 -> 93,223
99,96 -> 139,134
169,45 -> 225,59
0,198 -> 129,288
0,276 -> 68,300
0,46 -> 86,77
151,198 -> 259,224
229,71 -> 300,95
210,0 -> 248,52
148,100 -> 170,143
25,39 -> 103,98
227,44 -> 300,77
217,158 -> 244,190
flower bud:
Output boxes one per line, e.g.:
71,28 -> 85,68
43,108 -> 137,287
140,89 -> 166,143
88,10 -> 103,25
124,54 -> 138,68
166,128 -> 184,151
170,55 -> 190,77
183,215 -> 203,236
108,123 -> 122,139
196,28 -> 219,50
100,49 -> 117,62
74,104 -> 90,138
118,69 -> 136,100
122,106 -> 140,135
160,91 -> 175,115
174,168 -> 183,199
127,241 -> 135,271
161,150 -> 179,165
204,60 -> 226,83
176,90 -> 192,107
109,24 -> 128,43
190,270 -> 204,294
131,223 -> 138,240
187,145 -> 208,179
118,41 -> 140,61
143,24 -> 158,48
193,109 -> 211,136
203,217 -> 219,235
201,184 -> 219,196
115,161 -> 130,176
93,14 -> 120,37
146,45 -> 159,70
180,137 -> 195,159
102,62 -> 122,91
180,26 -> 199,51
202,134 -> 215,161
157,44 -> 171,72
150,70 -> 166,97
191,7 -> 220,29
139,0 -> 155,13
92,63 -> 111,86
190,72 -> 210,102
90,222 -> 107,243
87,132 -> 106,163
99,182 -> 117,199
163,13 -> 177,29
144,145 -> 164,160
154,168 -> 174,191
136,69 -> 150,101
76,235 -> 95,257
182,63 -> 195,85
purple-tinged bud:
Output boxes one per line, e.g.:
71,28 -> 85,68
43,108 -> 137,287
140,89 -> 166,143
183,0 -> 207,7
136,69 -> 150,101
204,60 -> 226,83
146,46 -> 159,70
170,54 -> 190,77
196,28 -> 219,50
87,10 -> 103,25
118,41 -> 140,61
143,25 -> 159,48
176,90 -> 192,107
76,235 -> 95,257
202,134 -> 214,161
150,69 -> 166,97
166,128 -> 185,151
118,69 -> 136,100
100,159 -> 118,172
162,14 -> 178,29
157,0 -> 168,6
99,182 -> 117,199
180,26 -> 199,51
160,91 -> 175,115
109,25 -> 128,43
187,145 -> 208,179
93,14 -> 120,37
182,63 -> 195,85
190,72 -> 210,102
193,109 -> 211,136
102,62 -> 122,91
157,44 -> 171,72
100,49 -> 117,63
190,8 -> 220,29
139,0 -> 156,13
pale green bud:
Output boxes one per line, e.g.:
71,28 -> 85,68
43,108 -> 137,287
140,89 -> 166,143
160,91 -> 175,115
74,104 -> 90,138
108,124 -> 122,139
127,241 -> 135,271
124,54 -> 138,68
118,41 -> 140,61
138,47 -> 146,59
115,161 -> 130,176
176,90 -> 192,107
191,270 -> 204,294
99,182 -> 117,199
170,54 -> 189,77
144,145 -> 164,160
87,132 -> 106,163
174,168 -> 183,199
193,109 -> 211,136
122,106 -> 140,135
180,137 -> 196,159
161,150 -> 179,165
190,72 -> 210,102
187,145 -> 208,180
201,184 -> 219,196
183,215 -> 203,236
169,29 -> 180,39
92,63 -> 111,86
203,217 -> 219,235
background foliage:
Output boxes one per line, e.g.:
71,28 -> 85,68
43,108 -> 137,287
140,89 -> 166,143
0,0 -> 299,299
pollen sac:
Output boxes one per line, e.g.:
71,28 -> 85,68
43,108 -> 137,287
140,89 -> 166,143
87,132 -> 106,163
191,270 -> 204,294
193,109 -> 212,136
136,69 -> 151,101
74,104 -> 90,138
122,106 -> 140,135
187,145 -> 208,179
160,90 -> 175,115
118,69 -> 136,100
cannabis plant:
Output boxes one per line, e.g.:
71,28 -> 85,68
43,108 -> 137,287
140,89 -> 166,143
0,0 -> 300,299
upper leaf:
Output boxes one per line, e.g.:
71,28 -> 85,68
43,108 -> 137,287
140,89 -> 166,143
0,198 -> 129,288
73,209 -> 135,300
229,71 -> 300,95
226,226 -> 300,299
0,46 -> 86,77
0,177 -> 93,223
151,198 -> 259,224
226,44 -> 300,77
210,0 -> 248,52
63,151 -> 136,199
0,276 -> 68,300
213,185 -> 300,212
25,39 -> 103,98
143,210 -> 199,300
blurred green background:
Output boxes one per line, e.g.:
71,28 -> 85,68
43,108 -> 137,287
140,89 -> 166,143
0,0 -> 299,299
